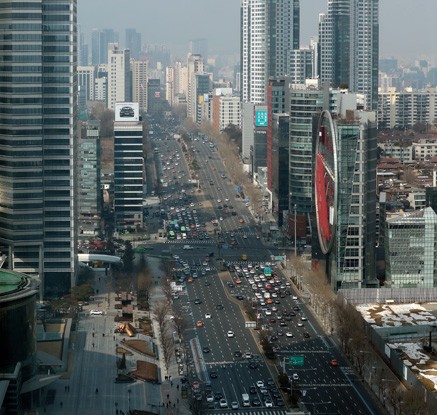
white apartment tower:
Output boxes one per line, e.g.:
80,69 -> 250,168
240,0 -> 300,104
187,54 -> 205,120
132,60 -> 148,112
107,43 -> 131,110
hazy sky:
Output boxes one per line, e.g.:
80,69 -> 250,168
78,0 -> 437,64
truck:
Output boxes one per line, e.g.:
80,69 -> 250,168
183,245 -> 193,250
242,393 -> 250,407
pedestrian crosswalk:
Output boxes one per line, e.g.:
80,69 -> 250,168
206,410 -> 288,415
165,239 -> 215,244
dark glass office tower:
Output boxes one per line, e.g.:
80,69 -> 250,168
0,0 -> 78,298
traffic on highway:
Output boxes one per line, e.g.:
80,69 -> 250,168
145,124 -> 383,414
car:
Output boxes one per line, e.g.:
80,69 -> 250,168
214,392 -> 223,400
243,234 -> 247,239
249,386 -> 257,394
256,380 -> 265,388
227,330 -> 235,338
286,332 -> 293,337
194,298 -> 202,304
219,398 -> 228,408
203,346 -> 210,353
252,398 -> 261,406
234,350 -> 242,358
216,304 -> 224,310
329,359 -> 339,367
292,373 -> 299,381
90,310 -> 103,315
249,361 -> 258,369
264,399 -> 273,408
196,320 -> 203,327
292,295 -> 298,300
303,332 -> 311,338
245,352 -> 252,359
205,313 -> 211,319
276,398 -> 285,407
210,371 -> 218,378
236,294 -> 245,300
206,394 -> 214,402
119,106 -> 134,117
269,318 -> 276,324
297,322 -> 304,327
280,321 -> 287,327
231,401 -> 239,409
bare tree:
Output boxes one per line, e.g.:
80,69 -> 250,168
160,328 -> 175,376
161,275 -> 173,304
399,386 -> 428,415
173,314 -> 188,339
152,302 -> 170,334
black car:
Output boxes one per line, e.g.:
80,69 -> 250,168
203,346 -> 210,353
210,371 -> 218,378
214,392 -> 223,400
216,304 -> 224,310
249,362 -> 258,369
276,398 -> 285,407
194,299 -> 202,304
252,398 -> 261,406
119,106 -> 134,117
249,386 -> 257,394
303,332 -> 310,338
236,295 -> 245,300
234,350 -> 242,358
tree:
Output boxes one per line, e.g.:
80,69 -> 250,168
172,314 -> 187,339
71,284 -> 94,301
160,329 -> 175,375
122,241 -> 135,274
152,302 -> 170,334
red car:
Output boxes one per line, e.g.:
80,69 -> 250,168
329,359 -> 338,367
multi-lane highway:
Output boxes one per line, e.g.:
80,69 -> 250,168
147,128 -> 384,415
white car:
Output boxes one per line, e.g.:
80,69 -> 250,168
205,313 -> 212,319
256,380 -> 265,388
286,332 -> 293,337
292,296 -> 298,300
227,330 -> 235,338
297,322 -> 304,327
219,217 -> 224,221
301,316 -> 307,321
292,373 -> 299,381
231,401 -> 239,409
219,398 -> 228,408
90,310 -> 102,315
206,394 -> 214,402
217,199 -> 222,203
264,399 -> 273,408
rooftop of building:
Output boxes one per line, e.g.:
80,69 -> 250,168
0,269 -> 37,300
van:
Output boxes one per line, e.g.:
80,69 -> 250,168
242,393 -> 250,407
183,245 -> 193,250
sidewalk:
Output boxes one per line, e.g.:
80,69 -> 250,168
149,285 -> 191,415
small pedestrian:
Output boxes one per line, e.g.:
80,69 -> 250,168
166,393 -> 169,399
173,403 -> 176,408
177,398 -> 179,404
92,332 -> 95,338
65,385 -> 67,392
95,388 -> 99,394
166,403 -> 169,408
176,384 -> 179,390
165,375 -> 168,381
60,402 -> 63,408
113,335 -> 115,340
92,342 -> 94,348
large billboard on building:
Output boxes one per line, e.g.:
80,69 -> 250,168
115,102 -> 140,122
255,109 -> 268,127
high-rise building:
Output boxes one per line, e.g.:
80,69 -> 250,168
147,79 -> 162,115
78,66 -> 96,109
187,54 -> 205,120
318,0 -> 379,110
79,121 -> 101,239
132,60 -> 148,112
189,38 -> 208,62
314,109 -> 377,289
385,207 -> 437,288
107,43 -> 131,110
0,0 -> 77,298
126,28 -> 142,60
113,103 -> 144,232
240,0 -> 300,104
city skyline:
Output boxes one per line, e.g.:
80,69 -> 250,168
78,0 -> 437,63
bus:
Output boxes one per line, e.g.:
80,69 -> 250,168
168,230 -> 176,239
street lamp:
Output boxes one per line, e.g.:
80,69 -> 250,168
127,388 -> 131,411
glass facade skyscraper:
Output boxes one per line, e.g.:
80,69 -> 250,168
318,0 -> 379,110
0,0 -> 78,298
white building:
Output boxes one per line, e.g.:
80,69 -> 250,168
217,95 -> 241,131
107,43 -> 131,110
132,60 -> 148,112
187,54 -> 204,120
